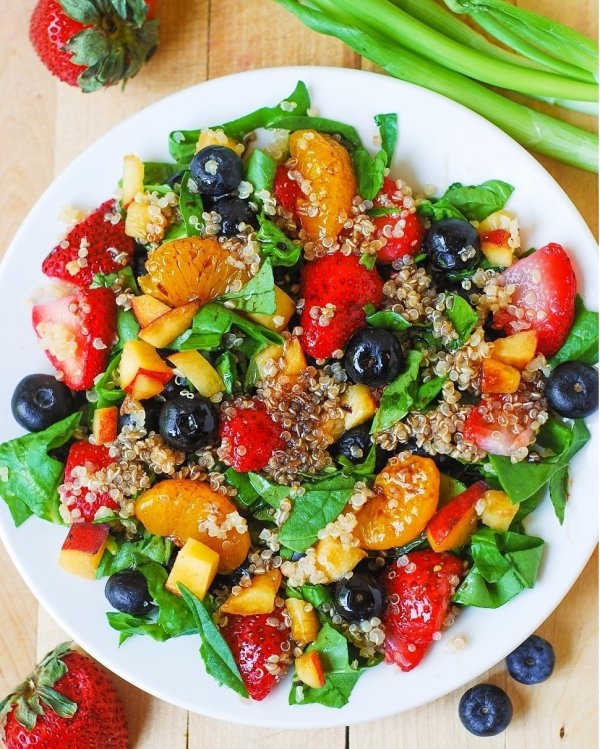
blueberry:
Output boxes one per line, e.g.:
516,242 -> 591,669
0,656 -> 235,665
159,394 -> 219,451
190,146 -> 243,197
119,399 -> 162,435
214,195 -> 258,236
333,422 -> 389,472
545,362 -> 598,419
132,242 -> 148,278
334,570 -> 385,622
11,374 -> 75,432
506,634 -> 555,685
344,328 -> 404,387
458,683 -> 513,737
424,219 -> 482,272
105,569 -> 155,616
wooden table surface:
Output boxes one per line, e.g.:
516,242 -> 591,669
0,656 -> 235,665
0,1 -> 597,747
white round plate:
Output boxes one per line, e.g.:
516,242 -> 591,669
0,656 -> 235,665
0,67 -> 597,729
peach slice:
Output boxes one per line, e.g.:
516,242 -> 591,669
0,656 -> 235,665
119,339 -> 173,391
295,651 -> 326,689
166,537 -> 220,600
131,294 -> 171,328
246,286 -> 296,332
315,536 -> 367,582
491,330 -> 538,370
220,570 -> 282,616
122,154 -> 144,207
255,337 -> 307,383
167,350 -> 224,398
481,358 -> 521,394
480,489 -> 520,532
285,598 -> 321,645
59,523 -> 110,579
426,481 -> 487,552
138,301 -> 200,349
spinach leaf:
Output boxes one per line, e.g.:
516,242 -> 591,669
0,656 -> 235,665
215,80 -> 311,142
92,266 -> 139,294
549,295 -> 599,367
106,612 -> 168,646
286,583 -> 334,610
336,445 -> 377,477
172,303 -> 283,352
143,161 -> 180,186
256,218 -> 302,267
179,584 -> 249,698
97,533 -> 173,578
364,303 -> 411,332
288,624 -> 364,708
224,468 -> 260,510
92,354 -> 124,410
490,418 -> 590,516
279,476 -> 357,552
414,376 -> 446,411
245,148 -> 277,202
248,472 -> 292,510
220,260 -> 276,314
439,474 -> 466,504
139,562 -> 197,638
215,352 -> 237,394
116,308 -> 140,349
371,350 -> 422,434
446,294 -> 479,347
352,113 -> 398,200
417,198 -> 466,222
359,253 -> 377,270
454,528 -> 544,608
440,180 -> 514,222
268,115 -> 362,149
0,413 -> 81,526
549,465 -> 569,525
179,171 -> 204,236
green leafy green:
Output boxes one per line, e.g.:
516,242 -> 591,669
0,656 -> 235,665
97,533 -> 173,578
220,260 -> 276,314
248,472 -> 292,509
225,468 -> 260,510
414,376 -> 446,410
549,295 -> 599,367
288,624 -> 364,707
139,562 -> 197,638
439,474 -> 467,503
352,113 -> 398,200
172,303 -> 283,352
417,198 -> 466,222
106,612 -> 168,646
116,308 -> 140,349
371,350 -> 423,433
0,413 -> 81,526
179,585 -> 249,698
489,418 -> 590,520
92,355 -> 124,410
336,445 -> 377,477
143,161 -> 180,186
286,583 -> 334,610
92,267 -> 139,295
454,528 -> 544,608
256,218 -> 302,267
446,293 -> 479,347
359,253 -> 377,270
442,180 -> 514,221
215,352 -> 237,394
215,80 -> 311,141
245,148 -> 278,202
279,476 -> 357,552
268,115 -> 362,149
179,171 -> 204,236
364,303 -> 411,332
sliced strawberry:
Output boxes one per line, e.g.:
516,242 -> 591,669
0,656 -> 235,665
463,396 -> 535,457
373,178 -> 424,264
274,164 -> 300,216
32,287 -> 117,391
220,610 -> 291,700
42,200 -> 135,287
492,243 -> 576,357
381,550 -> 464,672
60,442 -> 118,522
219,399 -> 285,472
300,252 -> 383,359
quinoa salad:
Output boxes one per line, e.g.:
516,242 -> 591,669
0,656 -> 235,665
1,81 -> 598,707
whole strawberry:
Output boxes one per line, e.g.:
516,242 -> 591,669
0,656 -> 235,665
0,643 -> 128,749
30,0 -> 158,92
219,399 -> 285,472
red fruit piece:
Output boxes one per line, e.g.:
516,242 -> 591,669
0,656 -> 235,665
463,396 -> 535,457
2,643 -> 128,749
42,200 -> 135,287
492,243 -> 577,357
32,287 -> 117,391
382,550 -> 464,672
219,399 -> 285,472
60,442 -> 118,522
300,253 -> 383,359
373,178 -> 425,264
29,0 -> 158,91
274,164 -> 300,216
220,611 -> 291,701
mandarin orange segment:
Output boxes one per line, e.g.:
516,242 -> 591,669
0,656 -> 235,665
139,236 -> 249,307
354,454 -> 440,550
134,479 -> 250,573
289,129 -> 356,242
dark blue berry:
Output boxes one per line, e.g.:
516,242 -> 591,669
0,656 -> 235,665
506,634 -> 555,685
119,399 -> 162,435
214,195 -> 258,235
333,421 -> 389,472
105,569 -> 155,616
334,570 -> 385,622
159,394 -> 219,451
344,328 -> 403,387
545,362 -> 598,419
190,146 -> 243,197
132,242 -> 148,278
459,683 -> 513,737
11,374 -> 75,432
424,219 -> 481,272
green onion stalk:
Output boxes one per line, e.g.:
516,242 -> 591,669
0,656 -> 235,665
275,0 -> 598,172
